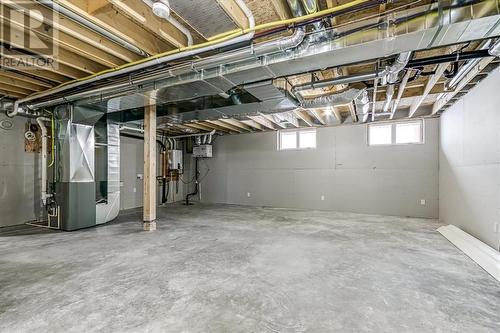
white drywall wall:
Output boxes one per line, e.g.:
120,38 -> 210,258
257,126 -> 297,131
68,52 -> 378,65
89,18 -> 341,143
194,118 -> 439,218
439,66 -> 500,251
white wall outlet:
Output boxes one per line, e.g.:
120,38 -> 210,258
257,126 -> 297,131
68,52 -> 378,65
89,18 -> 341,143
494,222 -> 499,233
133,187 -> 137,193
420,199 -> 426,206
247,192 -> 251,198
321,195 -> 325,201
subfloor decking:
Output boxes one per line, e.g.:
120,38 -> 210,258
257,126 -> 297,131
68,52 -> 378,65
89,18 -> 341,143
1,204 -> 499,332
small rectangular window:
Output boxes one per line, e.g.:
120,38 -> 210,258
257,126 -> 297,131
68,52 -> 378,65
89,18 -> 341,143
368,120 -> 424,146
395,121 -> 423,144
299,129 -> 316,149
279,131 -> 297,150
368,124 -> 392,146
279,129 -> 317,150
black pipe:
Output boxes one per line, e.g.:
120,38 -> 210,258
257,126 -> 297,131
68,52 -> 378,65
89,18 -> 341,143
407,49 -> 491,68
119,132 -> 168,204
185,157 -> 199,206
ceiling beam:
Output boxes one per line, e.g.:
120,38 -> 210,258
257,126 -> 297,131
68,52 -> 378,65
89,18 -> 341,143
0,75 -> 45,92
308,109 -> 326,125
0,83 -> 34,95
207,120 -> 244,133
53,0 -> 172,55
409,63 -> 449,117
249,116 -> 276,130
270,0 -> 292,19
0,4 -> 124,68
219,118 -> 254,132
216,0 -> 249,29
241,119 -> 265,131
0,89 -> 25,98
87,0 -> 109,14
1,21 -> 107,75
432,57 -> 495,114
262,113 -> 286,128
106,0 -> 191,48
184,122 -> 228,133
277,112 -> 299,128
293,109 -> 314,127
0,71 -> 52,88
0,47 -> 83,80
2,1 -> 141,63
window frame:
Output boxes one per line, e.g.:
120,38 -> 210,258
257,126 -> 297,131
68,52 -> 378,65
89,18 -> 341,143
368,120 -> 424,146
278,128 -> 317,151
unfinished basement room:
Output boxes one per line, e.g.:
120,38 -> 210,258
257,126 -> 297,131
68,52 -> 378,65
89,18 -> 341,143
1,0 -> 500,332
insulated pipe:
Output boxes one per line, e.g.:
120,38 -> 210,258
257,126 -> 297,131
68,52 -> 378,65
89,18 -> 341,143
35,0 -> 148,57
36,117 -> 51,206
142,0 -> 193,46
7,0 -> 255,117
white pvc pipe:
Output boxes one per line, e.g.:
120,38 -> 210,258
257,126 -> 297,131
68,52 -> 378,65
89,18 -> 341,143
36,117 -> 50,206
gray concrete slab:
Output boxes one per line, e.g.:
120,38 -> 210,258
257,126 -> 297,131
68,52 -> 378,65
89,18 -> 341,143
1,204 -> 499,332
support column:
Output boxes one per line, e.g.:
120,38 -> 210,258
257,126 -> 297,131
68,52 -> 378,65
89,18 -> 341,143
143,101 -> 157,231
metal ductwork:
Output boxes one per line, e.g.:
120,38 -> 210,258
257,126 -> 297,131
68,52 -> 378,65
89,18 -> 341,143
300,88 -> 369,120
382,52 -> 412,113
10,1 -> 500,116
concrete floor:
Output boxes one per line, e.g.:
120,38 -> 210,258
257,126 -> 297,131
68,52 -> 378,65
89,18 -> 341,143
1,204 -> 499,333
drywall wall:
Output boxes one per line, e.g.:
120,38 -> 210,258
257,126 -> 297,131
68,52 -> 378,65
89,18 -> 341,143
120,136 -> 184,210
196,118 -> 439,218
439,66 -> 500,251
0,116 -> 40,227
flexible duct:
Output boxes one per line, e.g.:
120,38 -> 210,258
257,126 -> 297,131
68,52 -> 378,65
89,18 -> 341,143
300,88 -> 369,120
382,52 -> 412,113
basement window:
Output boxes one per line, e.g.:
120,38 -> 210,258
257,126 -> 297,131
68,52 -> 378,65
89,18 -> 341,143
368,120 -> 424,146
278,129 -> 317,150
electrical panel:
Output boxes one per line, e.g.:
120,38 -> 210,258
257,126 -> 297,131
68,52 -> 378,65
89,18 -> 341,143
169,150 -> 183,170
193,144 -> 213,158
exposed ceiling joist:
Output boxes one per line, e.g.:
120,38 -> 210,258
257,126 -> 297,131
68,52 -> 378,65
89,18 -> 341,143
53,0 -> 172,54
216,0 -> 249,29
249,116 -> 276,130
1,21 -> 107,75
270,0 -> 292,19
0,75 -> 45,92
309,109 -> 326,125
106,0 -> 191,48
409,62 -> 449,117
262,113 -> 286,128
208,120 -> 245,133
293,109 -> 314,127
241,119 -> 265,131
219,118 -> 253,132
432,57 -> 495,114
2,1 -> 141,63
0,7 -> 123,68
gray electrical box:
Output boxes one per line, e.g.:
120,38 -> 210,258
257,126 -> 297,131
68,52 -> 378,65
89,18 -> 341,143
170,150 -> 183,170
193,145 -> 213,158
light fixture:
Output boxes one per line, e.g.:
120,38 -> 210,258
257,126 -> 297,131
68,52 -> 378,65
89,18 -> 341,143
152,0 -> 170,19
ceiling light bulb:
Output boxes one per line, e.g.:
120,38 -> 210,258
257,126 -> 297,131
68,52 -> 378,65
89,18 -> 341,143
152,0 -> 170,19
